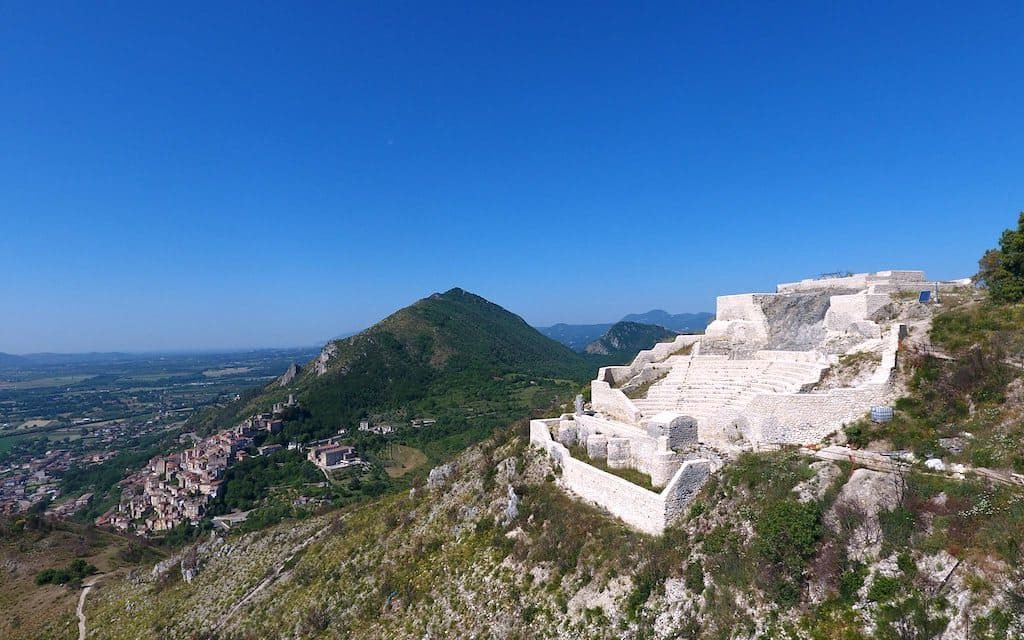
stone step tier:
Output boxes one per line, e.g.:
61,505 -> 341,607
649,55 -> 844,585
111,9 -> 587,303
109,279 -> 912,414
633,356 -> 827,418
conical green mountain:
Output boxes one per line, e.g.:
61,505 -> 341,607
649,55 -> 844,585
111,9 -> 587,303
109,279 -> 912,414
208,288 -> 590,444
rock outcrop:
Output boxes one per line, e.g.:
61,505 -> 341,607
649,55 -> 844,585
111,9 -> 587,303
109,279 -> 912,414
277,363 -> 300,387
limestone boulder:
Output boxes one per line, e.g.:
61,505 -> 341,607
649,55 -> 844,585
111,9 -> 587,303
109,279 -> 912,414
825,468 -> 902,562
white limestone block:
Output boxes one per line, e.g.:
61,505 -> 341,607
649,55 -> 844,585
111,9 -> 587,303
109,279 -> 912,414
606,437 -> 631,469
586,434 -> 608,460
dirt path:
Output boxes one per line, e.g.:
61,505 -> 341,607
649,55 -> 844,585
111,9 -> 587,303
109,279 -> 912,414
210,520 -> 335,634
808,445 -> 1024,487
77,574 -> 104,640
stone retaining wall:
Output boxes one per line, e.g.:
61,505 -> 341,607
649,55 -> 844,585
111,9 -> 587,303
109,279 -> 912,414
744,384 -> 893,445
776,270 -> 926,294
530,418 -> 710,535
591,380 -> 641,423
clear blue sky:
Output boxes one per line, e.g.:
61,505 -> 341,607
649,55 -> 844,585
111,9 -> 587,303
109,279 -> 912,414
2,2 -> 1022,353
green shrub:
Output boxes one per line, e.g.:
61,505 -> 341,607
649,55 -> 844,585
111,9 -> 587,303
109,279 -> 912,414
975,212 -> 1024,304
754,499 -> 823,605
684,561 -> 705,593
844,421 -> 870,449
755,500 -> 822,574
867,575 -> 900,602
35,558 -> 96,587
838,563 -> 868,603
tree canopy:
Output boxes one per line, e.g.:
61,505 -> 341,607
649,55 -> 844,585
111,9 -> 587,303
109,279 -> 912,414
976,212 -> 1024,303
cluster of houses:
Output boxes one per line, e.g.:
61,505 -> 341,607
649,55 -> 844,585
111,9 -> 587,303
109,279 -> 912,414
358,420 -> 394,436
0,416 -> 176,517
0,450 -> 71,514
96,400 -> 295,535
47,491 -> 94,518
1,401 -> 441,529
78,402 -> 436,535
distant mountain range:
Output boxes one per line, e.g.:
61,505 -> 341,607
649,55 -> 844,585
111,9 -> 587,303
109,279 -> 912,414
584,321 -> 679,358
537,309 -> 713,352
0,352 -> 26,368
534,324 -> 616,352
621,310 -> 714,331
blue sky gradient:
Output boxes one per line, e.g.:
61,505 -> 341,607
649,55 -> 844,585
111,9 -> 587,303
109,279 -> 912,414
2,2 -> 1022,352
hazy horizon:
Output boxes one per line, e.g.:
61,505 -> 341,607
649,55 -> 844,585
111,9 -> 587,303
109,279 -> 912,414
0,299 -> 719,355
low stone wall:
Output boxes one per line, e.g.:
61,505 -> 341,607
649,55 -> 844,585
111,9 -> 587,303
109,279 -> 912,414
661,460 -> 712,525
776,271 -> 927,294
598,365 -> 634,387
870,270 -> 927,284
631,334 -> 702,369
530,419 -> 710,535
618,363 -> 673,397
869,325 -> 905,384
591,380 -> 641,423
777,273 -> 872,293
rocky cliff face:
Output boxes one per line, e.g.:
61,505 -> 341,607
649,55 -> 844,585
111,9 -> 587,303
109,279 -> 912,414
761,291 -> 834,351
277,363 -> 301,387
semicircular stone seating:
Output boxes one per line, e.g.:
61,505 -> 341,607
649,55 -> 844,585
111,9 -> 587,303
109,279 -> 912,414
632,354 -> 828,428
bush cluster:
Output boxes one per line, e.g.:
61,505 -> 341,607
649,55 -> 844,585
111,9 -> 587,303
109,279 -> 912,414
35,558 -> 96,587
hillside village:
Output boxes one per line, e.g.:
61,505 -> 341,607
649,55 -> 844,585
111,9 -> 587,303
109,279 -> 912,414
94,394 -> 371,536
1,417 -> 178,517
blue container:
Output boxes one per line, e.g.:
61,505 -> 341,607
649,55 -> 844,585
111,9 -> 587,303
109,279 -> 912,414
870,406 -> 894,423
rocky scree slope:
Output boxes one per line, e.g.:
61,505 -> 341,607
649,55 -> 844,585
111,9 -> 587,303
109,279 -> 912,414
84,419 -> 1024,639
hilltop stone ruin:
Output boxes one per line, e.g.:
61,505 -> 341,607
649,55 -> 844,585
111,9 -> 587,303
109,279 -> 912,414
531,270 -> 970,534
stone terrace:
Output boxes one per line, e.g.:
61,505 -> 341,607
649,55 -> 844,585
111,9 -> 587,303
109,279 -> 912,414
532,270 -> 971,534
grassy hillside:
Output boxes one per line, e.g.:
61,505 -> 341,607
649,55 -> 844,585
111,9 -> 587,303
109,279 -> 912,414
846,294 -> 1024,473
82,416 -> 1024,640
1,515 -> 162,640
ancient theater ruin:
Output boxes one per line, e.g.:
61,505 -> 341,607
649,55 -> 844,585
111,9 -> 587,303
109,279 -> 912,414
530,270 -> 971,534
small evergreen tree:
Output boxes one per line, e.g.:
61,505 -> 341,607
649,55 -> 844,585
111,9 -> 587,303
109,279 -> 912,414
976,212 -> 1024,303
